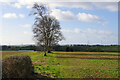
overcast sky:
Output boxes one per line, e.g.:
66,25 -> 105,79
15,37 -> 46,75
0,0 -> 119,45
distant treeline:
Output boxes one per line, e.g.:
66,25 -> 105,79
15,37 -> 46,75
53,45 -> 119,52
1,44 -> 119,52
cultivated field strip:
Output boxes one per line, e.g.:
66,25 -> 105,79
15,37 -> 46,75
54,52 -> 119,60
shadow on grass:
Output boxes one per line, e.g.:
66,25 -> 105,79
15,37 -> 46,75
34,73 -> 49,78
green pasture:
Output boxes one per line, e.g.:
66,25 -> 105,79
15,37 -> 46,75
1,51 -> 119,78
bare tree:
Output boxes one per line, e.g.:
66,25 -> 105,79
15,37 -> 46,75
31,3 -> 64,56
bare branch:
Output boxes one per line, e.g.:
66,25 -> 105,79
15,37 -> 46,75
30,3 -> 64,56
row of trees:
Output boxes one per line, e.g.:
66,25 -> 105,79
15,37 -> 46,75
1,45 -> 118,52
52,45 -> 119,52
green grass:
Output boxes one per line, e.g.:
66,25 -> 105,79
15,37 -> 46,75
1,51 -> 119,78
2,51 -> 60,78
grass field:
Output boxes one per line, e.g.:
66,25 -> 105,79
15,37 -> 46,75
1,51 -> 119,78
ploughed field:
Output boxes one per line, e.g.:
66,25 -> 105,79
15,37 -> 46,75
1,51 -> 119,78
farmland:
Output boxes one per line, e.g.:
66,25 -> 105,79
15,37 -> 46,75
1,51 -> 119,78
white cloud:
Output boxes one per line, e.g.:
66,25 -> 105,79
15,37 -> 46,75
11,1 -> 118,12
26,5 -> 33,9
48,2 -> 93,10
61,28 -> 83,34
14,0 -> 34,8
12,1 -> 93,10
50,9 -> 76,21
23,31 -> 29,34
86,28 -> 115,38
22,24 -> 31,28
14,3 -> 21,8
93,2 -> 118,12
3,13 -> 25,19
74,28 -> 81,33
19,14 -> 24,18
61,28 -> 115,38
3,13 -> 17,19
51,9 -> 103,24
0,0 -> 16,3
51,2 -> 118,12
77,13 -> 101,22
0,0 -> 118,12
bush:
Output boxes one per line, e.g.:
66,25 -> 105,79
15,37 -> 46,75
2,55 -> 34,78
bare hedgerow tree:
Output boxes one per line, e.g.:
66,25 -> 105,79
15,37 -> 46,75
30,3 -> 64,56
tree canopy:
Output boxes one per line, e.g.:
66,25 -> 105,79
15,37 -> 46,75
31,3 -> 64,56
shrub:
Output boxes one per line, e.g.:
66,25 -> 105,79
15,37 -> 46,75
2,55 -> 34,78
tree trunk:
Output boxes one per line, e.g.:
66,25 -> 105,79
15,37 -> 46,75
44,46 -> 47,56
44,52 -> 47,56
47,45 -> 52,53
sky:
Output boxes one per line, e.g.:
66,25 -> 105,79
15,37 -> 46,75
0,0 -> 119,45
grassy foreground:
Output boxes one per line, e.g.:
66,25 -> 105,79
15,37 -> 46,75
1,51 -> 119,78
